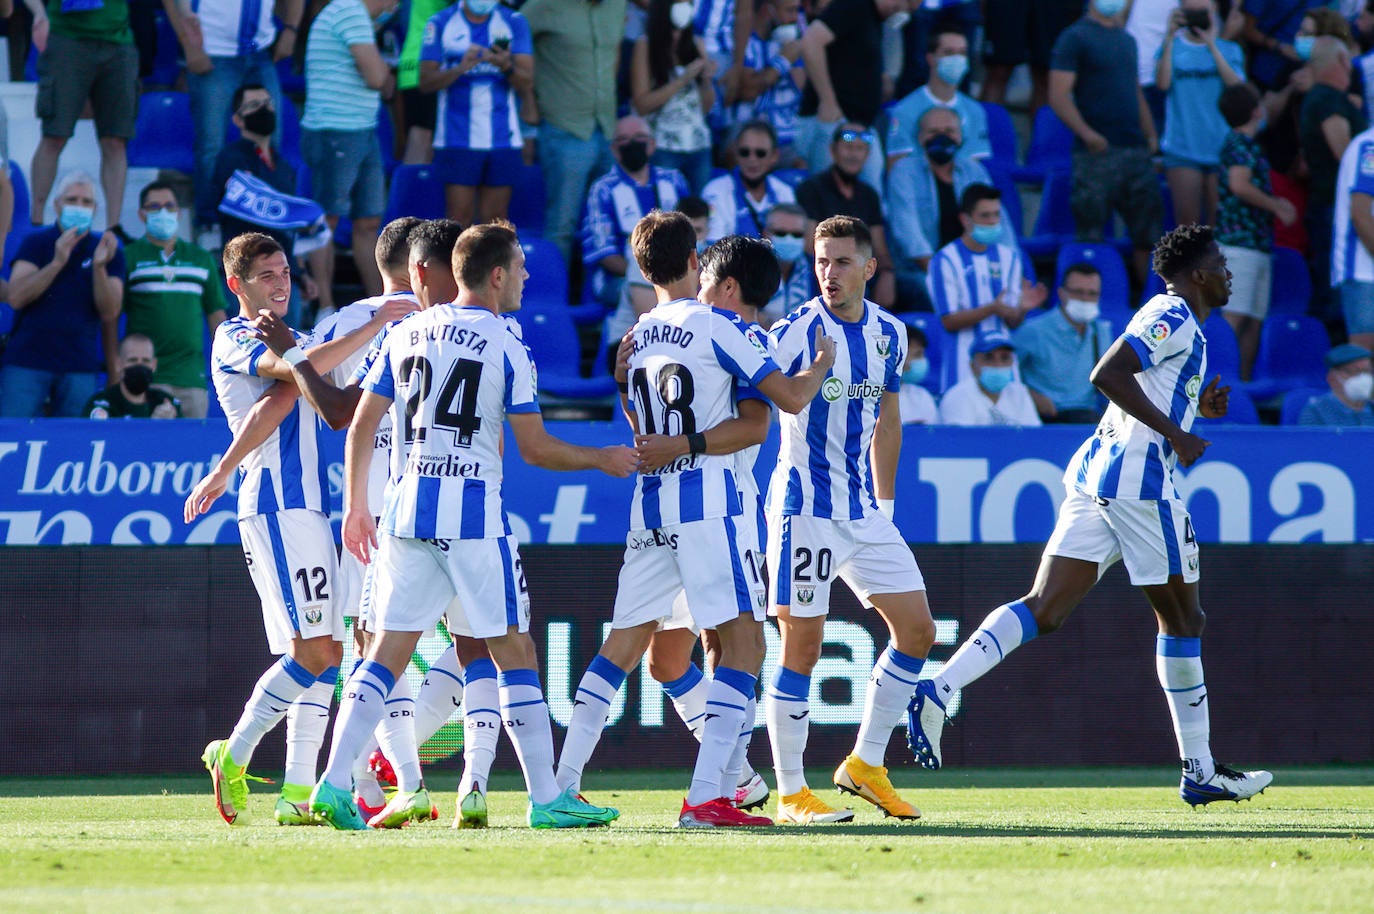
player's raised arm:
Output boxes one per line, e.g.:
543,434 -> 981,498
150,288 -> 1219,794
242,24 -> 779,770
635,397 -> 771,473
508,412 -> 639,477
342,390 -> 389,564
1090,339 -> 1210,466
253,308 -> 366,430
756,325 -> 836,413
183,380 -> 300,522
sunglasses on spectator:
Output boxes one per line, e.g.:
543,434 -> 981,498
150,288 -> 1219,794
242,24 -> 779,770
836,129 -> 874,145
736,146 -> 772,158
769,230 -> 803,238
142,201 -> 179,211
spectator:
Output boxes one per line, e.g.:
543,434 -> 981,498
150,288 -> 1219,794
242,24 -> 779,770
886,26 -> 989,168
888,107 -> 1012,311
927,183 -> 1043,389
396,0 -> 459,164
1013,261 -> 1113,423
1131,0 -> 1245,133
1217,82 -> 1297,381
26,0 -> 138,234
731,0 -> 807,168
162,0 -> 298,244
523,0 -> 626,262
1155,1 -> 1246,227
583,115 -> 691,308
891,0 -> 979,98
1050,0 -> 1164,293
121,181 -> 228,419
1300,36 -> 1366,314
1241,0 -> 1327,91
1,172 -> 124,418
702,119 -> 795,242
631,0 -> 717,193
419,0 -> 534,226
795,0 -> 905,191
301,0 -> 398,306
981,0 -> 1084,112
693,0 -> 755,106
760,201 -> 814,326
1299,343 -> 1374,425
898,322 -> 937,425
82,333 -> 182,419
1332,117 -> 1374,353
795,123 -> 897,308
937,330 -> 1042,426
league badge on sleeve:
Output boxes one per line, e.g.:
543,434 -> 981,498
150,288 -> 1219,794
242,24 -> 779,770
1360,144 -> 1374,177
1143,320 -> 1171,351
231,325 -> 260,353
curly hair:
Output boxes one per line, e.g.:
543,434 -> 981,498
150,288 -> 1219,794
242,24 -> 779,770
1151,223 -> 1215,282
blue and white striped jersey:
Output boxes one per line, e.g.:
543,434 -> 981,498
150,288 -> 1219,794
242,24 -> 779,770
701,171 -> 796,243
211,317 -> 331,519
1332,125 -> 1374,286
927,237 -> 1024,389
765,298 -> 905,520
422,4 -> 532,151
627,298 -> 779,531
362,303 -> 538,539
1066,294 -> 1208,501
694,0 -> 737,59
582,165 -> 690,299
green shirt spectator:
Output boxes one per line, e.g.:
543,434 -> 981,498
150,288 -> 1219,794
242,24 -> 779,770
45,0 -> 132,45
523,0 -> 623,141
397,0 -> 455,91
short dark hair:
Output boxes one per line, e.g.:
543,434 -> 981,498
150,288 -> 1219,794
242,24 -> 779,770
409,218 -> 465,266
452,219 -> 520,291
927,26 -> 967,54
735,119 -> 778,151
813,214 -> 873,259
1152,223 -> 1216,282
631,210 -> 696,286
700,235 -> 782,310
677,195 -> 709,222
1217,82 -> 1261,128
231,82 -> 270,114
1061,261 -> 1101,286
959,183 -> 1001,215
376,217 -> 425,273
222,232 -> 284,282
138,181 -> 178,209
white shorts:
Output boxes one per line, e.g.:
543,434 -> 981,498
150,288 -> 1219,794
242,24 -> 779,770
336,515 -> 379,624
613,514 -> 767,632
238,509 -> 345,654
1217,244 -> 1271,321
371,533 -> 531,638
1045,488 -> 1200,586
767,513 -> 924,618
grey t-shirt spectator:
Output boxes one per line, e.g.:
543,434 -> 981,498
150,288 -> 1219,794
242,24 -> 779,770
1050,18 -> 1145,150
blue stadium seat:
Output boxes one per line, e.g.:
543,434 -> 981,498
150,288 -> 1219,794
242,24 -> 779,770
1141,270 -> 1166,306
1246,313 -> 1331,400
980,101 -> 1019,176
985,162 -> 1022,237
383,164 -> 445,225
515,305 -> 618,399
147,8 -> 183,88
8,161 -> 30,233
129,92 -> 196,174
1201,310 -> 1241,383
1055,242 -> 1131,319
1280,385 -> 1327,425
773,168 -> 809,189
1014,106 -> 1073,185
1195,385 -> 1259,426
509,164 -> 547,238
900,312 -> 950,396
1269,246 -> 1312,315
522,237 -> 602,324
1022,168 -> 1074,258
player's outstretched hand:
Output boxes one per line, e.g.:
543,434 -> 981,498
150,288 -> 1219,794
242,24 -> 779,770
184,468 -> 231,522
634,433 -> 685,473
1169,429 -> 1210,467
252,309 -> 297,356
343,508 -> 379,564
599,444 -> 640,478
812,326 -> 836,372
375,296 -> 420,325
1198,374 -> 1229,419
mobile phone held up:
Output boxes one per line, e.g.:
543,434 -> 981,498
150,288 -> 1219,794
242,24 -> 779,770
1183,8 -> 1210,32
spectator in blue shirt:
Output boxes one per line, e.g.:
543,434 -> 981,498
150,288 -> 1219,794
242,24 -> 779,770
885,26 -> 990,168
1013,261 -> 1113,423
1299,343 -> 1374,426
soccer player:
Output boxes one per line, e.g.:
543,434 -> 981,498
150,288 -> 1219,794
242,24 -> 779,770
906,224 -> 1274,807
764,215 -> 933,825
309,221 -> 639,830
195,232 -> 410,826
556,211 -> 836,828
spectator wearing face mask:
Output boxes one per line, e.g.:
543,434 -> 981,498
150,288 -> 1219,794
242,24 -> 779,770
759,201 -> 814,327
731,0 -> 807,168
937,330 -> 1041,426
885,27 -> 990,168
120,181 -> 228,419
1013,262 -> 1113,424
898,323 -> 937,425
1299,343 -> 1374,425
82,334 -> 182,419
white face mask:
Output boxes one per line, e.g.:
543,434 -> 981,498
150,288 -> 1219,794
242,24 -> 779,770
1343,371 -> 1374,403
670,2 -> 694,31
1062,298 -> 1100,324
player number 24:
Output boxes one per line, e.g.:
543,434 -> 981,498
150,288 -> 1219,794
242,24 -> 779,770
399,355 -> 483,447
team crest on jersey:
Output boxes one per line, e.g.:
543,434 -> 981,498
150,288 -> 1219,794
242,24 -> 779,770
755,590 -> 766,609
303,604 -> 323,625
989,263 -> 1002,281
1187,556 -> 1199,572
1185,374 -> 1202,400
874,336 -> 890,358
1361,145 -> 1374,177
821,377 -> 846,402
1143,320 -> 1171,350
795,585 -> 815,606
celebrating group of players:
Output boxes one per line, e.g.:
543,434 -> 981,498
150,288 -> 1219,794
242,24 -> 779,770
186,208 -> 1272,831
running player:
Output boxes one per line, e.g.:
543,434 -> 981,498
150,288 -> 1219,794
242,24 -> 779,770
309,221 -> 639,830
764,215 -> 933,825
906,224 -> 1274,807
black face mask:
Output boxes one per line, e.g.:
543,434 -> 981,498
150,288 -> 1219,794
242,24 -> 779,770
618,140 -> 650,173
242,107 -> 277,138
924,134 -> 959,166
122,364 -> 154,396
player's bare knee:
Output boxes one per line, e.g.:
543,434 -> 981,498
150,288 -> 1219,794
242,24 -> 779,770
599,623 -> 654,672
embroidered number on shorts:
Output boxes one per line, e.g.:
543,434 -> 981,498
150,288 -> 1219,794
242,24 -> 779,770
793,547 -> 833,582
1184,516 -> 1196,545
742,548 -> 763,585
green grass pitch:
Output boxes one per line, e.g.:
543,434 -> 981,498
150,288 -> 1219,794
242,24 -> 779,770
3,766 -> 1372,914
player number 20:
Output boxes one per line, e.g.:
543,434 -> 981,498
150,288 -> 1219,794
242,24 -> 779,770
793,547 -> 833,582
629,362 -> 697,435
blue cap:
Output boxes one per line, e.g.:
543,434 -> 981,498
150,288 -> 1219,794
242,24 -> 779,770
970,330 -> 1015,355
1325,343 -> 1372,369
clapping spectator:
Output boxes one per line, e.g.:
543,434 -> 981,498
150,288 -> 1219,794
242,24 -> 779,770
1013,261 -> 1112,423
25,0 -> 138,235
82,334 -> 181,419
1156,1 -> 1246,227
886,26 -> 989,167
1,172 -> 124,417
1299,343 -> 1374,425
419,0 -> 534,226
898,322 -> 937,425
631,0 -> 717,192
937,330 -> 1042,426
702,119 -> 795,242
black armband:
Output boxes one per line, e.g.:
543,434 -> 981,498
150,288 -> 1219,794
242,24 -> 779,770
617,380 -> 629,394
686,432 -> 707,458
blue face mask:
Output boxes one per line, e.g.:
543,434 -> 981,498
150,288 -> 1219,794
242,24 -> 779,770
979,365 -> 1014,394
145,209 -> 179,241
970,222 -> 1001,246
1295,35 -> 1315,61
936,54 -> 969,86
901,357 -> 929,386
770,233 -> 805,263
59,204 -> 94,234
1094,0 -> 1127,17
465,0 -> 499,16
